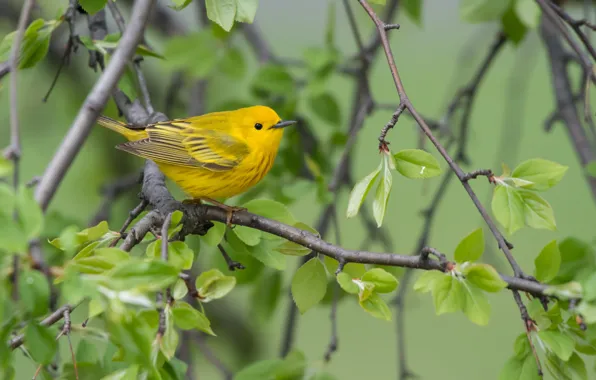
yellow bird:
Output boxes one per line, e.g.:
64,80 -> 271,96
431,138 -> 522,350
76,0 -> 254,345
96,105 -> 296,225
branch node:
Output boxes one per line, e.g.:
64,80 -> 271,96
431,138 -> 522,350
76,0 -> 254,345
462,169 -> 494,183
217,243 -> 244,271
335,259 -> 347,275
383,23 -> 400,31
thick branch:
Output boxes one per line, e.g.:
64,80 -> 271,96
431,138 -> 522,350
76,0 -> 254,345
34,0 -> 155,212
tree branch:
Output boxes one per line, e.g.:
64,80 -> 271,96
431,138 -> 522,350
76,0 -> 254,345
34,0 -> 156,212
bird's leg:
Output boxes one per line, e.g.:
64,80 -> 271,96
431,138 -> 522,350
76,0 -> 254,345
201,197 -> 247,227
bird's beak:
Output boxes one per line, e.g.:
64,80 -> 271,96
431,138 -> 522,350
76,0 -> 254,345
270,120 -> 297,129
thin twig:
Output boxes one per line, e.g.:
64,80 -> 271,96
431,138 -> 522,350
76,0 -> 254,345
548,1 -> 596,61
10,304 -> 76,350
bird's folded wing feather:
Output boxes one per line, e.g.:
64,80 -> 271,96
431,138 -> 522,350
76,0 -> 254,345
116,121 -> 250,171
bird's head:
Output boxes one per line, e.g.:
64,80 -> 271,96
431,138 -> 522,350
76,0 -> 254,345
237,105 -> 296,147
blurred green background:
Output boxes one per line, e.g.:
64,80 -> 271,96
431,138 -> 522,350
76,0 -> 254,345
2,0 -> 595,379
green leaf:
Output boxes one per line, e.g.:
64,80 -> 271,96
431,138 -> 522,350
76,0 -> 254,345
359,293 -> 392,321
373,153 -> 393,227
460,0 -> 509,23
346,162 -> 382,218
162,31 -> 219,78
116,65 -> 138,101
247,238 -> 286,270
242,199 -> 296,225
195,269 -> 236,302
276,349 -> 306,380
511,158 -> 568,191
234,359 -> 283,380
543,282 -> 582,299
0,19 -> 59,69
501,4 -> 527,44
250,269 -> 282,322
171,302 -> 215,335
291,257 -> 327,314
251,64 -> 295,96
337,272 -> 359,294
0,212 -> 27,253
499,355 -> 541,380
160,308 -> 179,359
76,339 -> 99,363
325,1 -> 336,46
393,149 -> 441,179
0,157 -> 13,178
537,330 -> 575,361
205,0 -> 237,31
233,225 -> 261,246
323,256 -> 366,278
147,241 -> 195,270
463,263 -> 507,292
235,0 -> 259,23
403,0 -> 422,25
172,278 -> 188,300
461,281 -> 490,325
202,221 -> 226,247
79,0 -> 108,14
432,275 -> 465,315
554,237 -> 595,284
19,270 -> 50,317
454,227 -> 484,263
25,324 -> 57,364
413,271 -> 445,293
534,240 -> 561,283
514,0 -> 541,28
103,259 -> 179,292
519,189 -> 556,231
101,366 -> 140,380
361,268 -> 398,293
308,92 -> 341,127
492,185 -> 525,234
545,351 -> 587,380
16,186 -> 44,240
219,47 -> 246,79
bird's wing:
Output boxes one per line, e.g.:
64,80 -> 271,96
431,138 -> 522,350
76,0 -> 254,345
116,120 -> 250,171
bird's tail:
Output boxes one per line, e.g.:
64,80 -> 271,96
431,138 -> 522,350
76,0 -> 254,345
96,115 -> 146,141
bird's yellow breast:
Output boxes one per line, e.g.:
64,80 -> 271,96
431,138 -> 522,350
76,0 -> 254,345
157,149 -> 277,199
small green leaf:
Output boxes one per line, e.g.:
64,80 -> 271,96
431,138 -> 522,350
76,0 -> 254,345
463,263 -> 507,292
361,268 -> 398,293
534,240 -> 561,283
308,92 -> 341,127
233,225 -> 261,246
172,302 -> 215,335
16,185 -> 44,239
359,293 -> 392,321
514,0 -> 541,29
393,149 -> 441,179
25,324 -> 57,364
202,221 -> 226,247
195,269 -> 236,302
537,330 -> 575,361
251,64 -> 295,96
543,282 -> 583,299
235,359 -> 283,380
544,351 -> 587,380
291,257 -> 327,314
219,47 -> 246,79
160,308 -> 179,359
172,278 -> 188,300
373,153 -> 393,227
247,238 -> 286,270
323,256 -> 366,278
0,157 -> 13,178
235,0 -> 259,23
104,259 -> 179,292
492,185 -> 525,234
205,0 -> 237,31
460,0 -> 509,23
461,281 -> 490,325
78,0 -> 108,14
413,271 -> 445,293
519,189 -> 556,231
403,0 -> 422,25
511,158 -> 568,191
454,227 -> 484,263
432,275 -> 465,315
0,19 -> 60,69
499,355 -> 541,380
346,162 -> 382,218
18,270 -> 49,317
501,4 -> 528,44
242,199 -> 296,225
336,272 -> 359,294
168,241 -> 195,270
276,349 -> 306,380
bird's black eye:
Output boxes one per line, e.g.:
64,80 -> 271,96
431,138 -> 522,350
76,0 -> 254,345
254,123 -> 263,130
